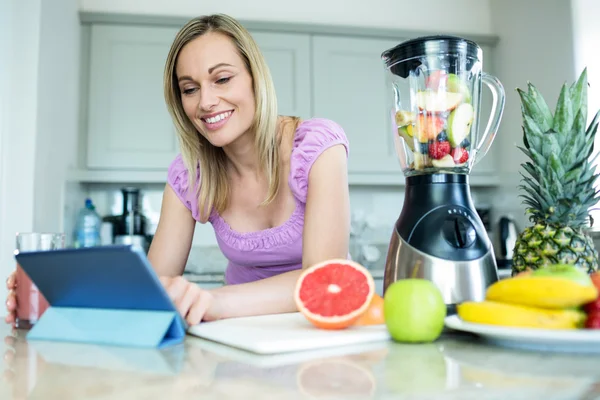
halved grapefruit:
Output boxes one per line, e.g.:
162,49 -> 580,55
294,259 -> 375,330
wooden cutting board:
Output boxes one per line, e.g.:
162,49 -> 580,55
186,312 -> 390,354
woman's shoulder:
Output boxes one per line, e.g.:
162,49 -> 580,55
167,154 -> 202,219
293,117 -> 348,145
288,117 -> 349,203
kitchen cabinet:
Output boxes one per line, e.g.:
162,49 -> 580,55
84,25 -> 311,171
78,19 -> 499,185
312,35 -> 405,182
86,24 -> 181,170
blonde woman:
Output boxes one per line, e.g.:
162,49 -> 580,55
4,14 -> 350,326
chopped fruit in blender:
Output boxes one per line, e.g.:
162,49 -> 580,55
428,141 -> 451,160
585,310 -> 600,329
447,103 -> 474,147
425,70 -> 448,89
459,138 -> 471,148
412,152 -> 430,169
451,147 -> 469,164
436,131 -> 448,142
446,73 -> 472,104
395,110 -> 416,127
431,154 -> 455,168
416,114 -> 445,142
416,90 -> 463,112
397,126 -> 415,151
418,142 -> 430,154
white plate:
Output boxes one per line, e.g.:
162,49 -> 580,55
445,315 -> 600,354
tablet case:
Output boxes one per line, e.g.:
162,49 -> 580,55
15,245 -> 188,348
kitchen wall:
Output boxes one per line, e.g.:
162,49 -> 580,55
0,0 -> 81,310
78,0 -> 494,35
572,0 -> 600,228
486,0 -> 578,232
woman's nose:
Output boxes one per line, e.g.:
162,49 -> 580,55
199,86 -> 219,111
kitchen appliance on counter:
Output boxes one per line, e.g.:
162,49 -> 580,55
381,35 -> 505,313
496,215 -> 519,270
103,187 -> 151,252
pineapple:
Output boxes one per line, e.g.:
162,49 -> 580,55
512,68 -> 600,276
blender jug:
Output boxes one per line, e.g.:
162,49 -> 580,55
381,36 -> 505,309
382,35 -> 505,176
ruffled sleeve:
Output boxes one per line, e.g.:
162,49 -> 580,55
167,154 -> 202,222
289,118 -> 349,203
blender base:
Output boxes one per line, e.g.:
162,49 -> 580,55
383,231 -> 498,315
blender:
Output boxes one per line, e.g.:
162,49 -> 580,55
381,35 -> 505,313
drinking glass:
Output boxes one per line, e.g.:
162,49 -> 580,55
14,232 -> 65,329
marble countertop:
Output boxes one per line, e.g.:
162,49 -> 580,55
1,324 -> 599,399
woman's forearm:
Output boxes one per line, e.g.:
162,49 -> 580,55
207,269 -> 303,320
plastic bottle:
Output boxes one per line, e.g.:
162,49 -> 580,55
74,198 -> 102,248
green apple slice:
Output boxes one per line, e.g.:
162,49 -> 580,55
447,103 -> 474,147
416,90 -> 463,112
447,74 -> 472,104
431,154 -> 455,168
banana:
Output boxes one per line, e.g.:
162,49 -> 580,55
485,276 -> 598,309
457,301 -> 586,330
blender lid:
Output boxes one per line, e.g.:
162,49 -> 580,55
381,35 -> 482,78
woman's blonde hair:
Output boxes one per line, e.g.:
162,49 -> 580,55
164,14 -> 281,222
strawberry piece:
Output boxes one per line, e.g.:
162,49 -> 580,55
429,141 -> 451,160
585,310 -> 600,329
451,147 -> 469,164
584,297 -> 600,314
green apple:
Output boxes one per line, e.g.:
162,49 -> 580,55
447,73 -> 472,104
384,278 -> 447,343
531,264 -> 593,287
416,90 -> 462,113
447,103 -> 474,148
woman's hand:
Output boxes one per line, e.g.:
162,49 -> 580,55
5,271 -> 17,326
159,276 -> 218,325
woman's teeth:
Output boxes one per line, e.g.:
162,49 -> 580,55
205,111 -> 232,124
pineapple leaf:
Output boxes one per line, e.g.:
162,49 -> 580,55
548,153 -> 565,179
522,162 -> 541,184
541,134 -> 561,159
517,87 -> 553,132
570,67 -> 588,124
523,114 -> 544,147
553,83 -> 574,134
528,147 -> 547,170
586,109 -> 600,140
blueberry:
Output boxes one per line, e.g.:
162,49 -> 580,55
418,142 -> 429,154
460,138 -> 471,148
437,131 -> 448,142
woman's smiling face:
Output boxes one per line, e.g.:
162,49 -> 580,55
176,31 -> 256,147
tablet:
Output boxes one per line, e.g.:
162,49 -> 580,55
15,245 -> 187,329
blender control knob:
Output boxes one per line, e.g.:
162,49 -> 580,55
442,216 -> 477,248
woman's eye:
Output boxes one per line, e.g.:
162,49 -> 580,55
216,77 -> 231,84
182,87 -> 197,95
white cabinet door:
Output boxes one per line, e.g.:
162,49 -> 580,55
250,31 -> 311,119
312,36 -> 404,180
86,25 -> 180,170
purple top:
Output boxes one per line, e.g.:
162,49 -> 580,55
167,118 -> 349,285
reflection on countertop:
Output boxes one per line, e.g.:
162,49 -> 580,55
1,324 -> 599,399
